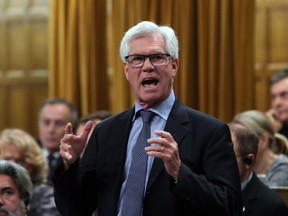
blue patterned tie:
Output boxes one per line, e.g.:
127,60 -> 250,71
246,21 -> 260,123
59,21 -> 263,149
121,110 -> 154,216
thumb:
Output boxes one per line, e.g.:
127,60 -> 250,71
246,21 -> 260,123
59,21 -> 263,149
80,121 -> 93,140
65,122 -> 73,135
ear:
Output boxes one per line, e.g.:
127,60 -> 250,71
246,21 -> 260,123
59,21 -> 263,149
123,62 -> 129,80
260,133 -> 270,148
242,153 -> 255,166
171,58 -> 179,78
242,155 -> 252,166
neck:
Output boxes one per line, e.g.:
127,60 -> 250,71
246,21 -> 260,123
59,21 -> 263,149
254,150 -> 277,174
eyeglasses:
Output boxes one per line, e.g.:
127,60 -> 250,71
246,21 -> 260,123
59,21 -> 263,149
125,53 -> 171,68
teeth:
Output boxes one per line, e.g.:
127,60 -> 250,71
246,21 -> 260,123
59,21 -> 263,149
143,78 -> 153,82
143,83 -> 157,87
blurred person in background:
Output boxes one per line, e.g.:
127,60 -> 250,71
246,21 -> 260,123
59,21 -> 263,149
233,110 -> 288,186
266,68 -> 288,137
0,160 -> 32,216
0,128 -> 61,216
271,133 -> 288,156
76,110 -> 112,158
76,110 -> 112,137
229,123 -> 288,216
38,98 -> 78,181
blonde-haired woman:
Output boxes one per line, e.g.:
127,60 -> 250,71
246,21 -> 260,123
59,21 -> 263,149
0,128 -> 61,216
233,110 -> 288,187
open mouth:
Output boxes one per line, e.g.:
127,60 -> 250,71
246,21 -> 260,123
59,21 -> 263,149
141,78 -> 159,87
0,210 -> 9,215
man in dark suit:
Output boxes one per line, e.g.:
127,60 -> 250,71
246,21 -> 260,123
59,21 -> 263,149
229,122 -> 288,216
37,98 -> 78,182
53,21 -> 242,216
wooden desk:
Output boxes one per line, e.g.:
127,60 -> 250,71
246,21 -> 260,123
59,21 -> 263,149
270,187 -> 288,205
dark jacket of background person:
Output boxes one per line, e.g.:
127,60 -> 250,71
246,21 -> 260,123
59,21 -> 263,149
37,98 -> 78,182
242,172 -> 288,216
229,122 -> 288,216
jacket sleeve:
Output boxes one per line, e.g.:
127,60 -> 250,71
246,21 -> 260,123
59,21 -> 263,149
172,122 -> 243,216
52,159 -> 97,216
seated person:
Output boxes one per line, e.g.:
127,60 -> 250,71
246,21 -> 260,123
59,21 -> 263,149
37,98 -> 78,182
233,110 -> 288,186
272,133 -> 288,156
76,110 -> 112,136
0,128 -> 61,216
76,110 -> 112,157
0,160 -> 32,216
266,68 -> 288,137
229,123 -> 288,216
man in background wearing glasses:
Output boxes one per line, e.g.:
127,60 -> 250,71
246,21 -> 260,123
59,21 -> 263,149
53,21 -> 242,216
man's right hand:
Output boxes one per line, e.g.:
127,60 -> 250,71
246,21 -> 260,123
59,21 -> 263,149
59,121 -> 93,169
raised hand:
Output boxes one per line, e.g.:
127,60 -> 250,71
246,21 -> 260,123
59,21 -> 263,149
145,130 -> 181,180
266,109 -> 283,132
59,121 -> 93,169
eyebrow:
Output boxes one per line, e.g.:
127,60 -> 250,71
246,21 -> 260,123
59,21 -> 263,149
0,186 -> 14,191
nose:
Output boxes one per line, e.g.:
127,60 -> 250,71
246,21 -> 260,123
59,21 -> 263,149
46,122 -> 57,132
142,57 -> 154,70
272,95 -> 282,107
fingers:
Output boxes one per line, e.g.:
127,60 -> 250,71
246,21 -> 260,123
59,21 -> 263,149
267,109 -> 282,122
145,145 -> 165,153
147,130 -> 174,146
154,130 -> 173,139
58,122 -> 94,170
61,123 -> 74,143
61,150 -> 72,160
266,109 -> 276,118
145,130 -> 181,179
145,130 -> 176,154
266,109 -> 283,132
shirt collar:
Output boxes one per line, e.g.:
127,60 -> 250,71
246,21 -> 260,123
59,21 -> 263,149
133,90 -> 175,121
241,172 -> 253,191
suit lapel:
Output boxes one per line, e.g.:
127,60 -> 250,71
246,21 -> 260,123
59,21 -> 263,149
115,109 -> 135,153
114,109 -> 135,171
146,99 -> 189,189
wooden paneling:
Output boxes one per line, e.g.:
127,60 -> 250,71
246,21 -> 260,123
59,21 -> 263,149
255,0 -> 288,111
0,0 -> 49,138
270,186 -> 288,205
0,0 -> 287,138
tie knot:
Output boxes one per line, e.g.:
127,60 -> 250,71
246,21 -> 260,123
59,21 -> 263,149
139,110 -> 154,123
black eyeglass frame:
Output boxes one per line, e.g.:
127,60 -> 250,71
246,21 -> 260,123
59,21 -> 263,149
124,53 -> 172,68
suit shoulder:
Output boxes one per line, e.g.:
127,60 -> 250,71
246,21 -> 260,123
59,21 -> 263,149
184,106 -> 225,127
172,100 -> 227,132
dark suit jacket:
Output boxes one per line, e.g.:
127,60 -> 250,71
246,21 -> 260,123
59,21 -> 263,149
242,172 -> 288,216
53,99 -> 242,216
